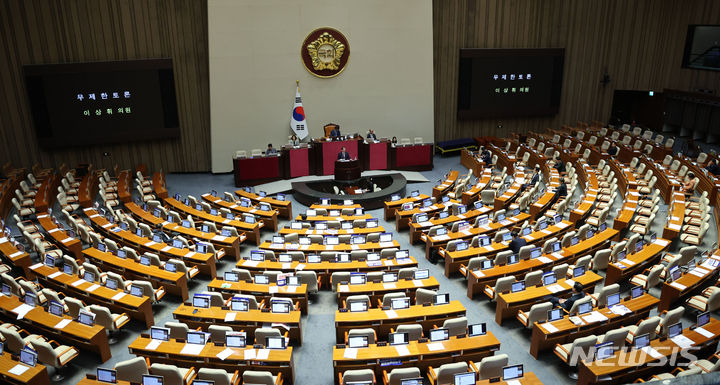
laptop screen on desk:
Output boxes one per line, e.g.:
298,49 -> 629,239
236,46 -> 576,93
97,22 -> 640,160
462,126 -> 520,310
668,322 -> 683,338
20,348 -> 37,367
193,294 -> 210,308
430,328 -> 449,342
97,368 -> 117,383
225,332 -> 246,348
389,332 -> 408,345
503,364 -> 524,380
348,335 -> 368,348
142,374 -> 164,385
187,331 -> 208,345
266,336 -> 285,349
230,298 -> 249,312
607,293 -> 620,307
349,273 -> 366,285
634,333 -> 650,349
453,372 -> 475,385
468,323 -> 486,336
434,293 -> 450,305
349,300 -> 368,312
631,285 -> 644,299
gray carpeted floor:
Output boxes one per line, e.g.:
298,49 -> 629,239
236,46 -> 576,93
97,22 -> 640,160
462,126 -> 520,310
22,153 -> 720,385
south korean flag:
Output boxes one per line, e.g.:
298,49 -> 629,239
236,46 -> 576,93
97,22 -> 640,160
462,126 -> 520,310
290,83 -> 308,140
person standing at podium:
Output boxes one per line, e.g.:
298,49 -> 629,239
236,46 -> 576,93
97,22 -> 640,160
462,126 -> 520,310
338,146 -> 351,161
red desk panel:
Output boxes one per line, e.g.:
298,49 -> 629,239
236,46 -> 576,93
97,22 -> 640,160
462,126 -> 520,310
395,144 -> 433,168
233,156 -> 280,185
368,142 -> 388,170
288,147 -> 310,177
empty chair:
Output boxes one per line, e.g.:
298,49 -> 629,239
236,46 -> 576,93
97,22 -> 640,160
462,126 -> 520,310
661,245 -> 696,265
165,321 -> 190,340
597,327 -> 629,349
485,276 -> 514,301
589,249 -> 611,271
149,363 -> 197,385
553,335 -> 597,379
340,369 -> 375,385
230,294 -> 262,310
385,367 -> 422,385
346,295 -> 371,310
441,317 -> 467,337
476,354 -> 509,380
626,316 -> 661,343
254,327 -> 282,345
331,272 -> 351,291
589,283 -> 619,307
208,325 -> 234,344
27,339 -> 78,381
524,271 -> 542,287
629,264 -> 663,289
296,271 -> 319,293
656,306 -> 684,336
428,362 -> 471,385
87,304 -> 129,344
516,301 -> 553,329
381,292 -> 406,307
242,370 -> 281,385
196,368 -> 238,385
415,288 -> 437,305
395,324 -> 423,341
687,286 -> 720,313
114,357 -> 150,383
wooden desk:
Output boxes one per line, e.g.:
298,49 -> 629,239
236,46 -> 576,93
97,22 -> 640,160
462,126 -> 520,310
332,334 -> 499,385
494,171 -> 525,210
605,238 -> 671,285
432,170 -> 459,199
0,351 -> 50,385
495,271 -> 603,325
236,257 -> 418,290
578,318 -> 720,385
259,240 -> 401,254
115,170 -> 132,203
129,335 -> 295,383
570,163 -> 599,223
467,228 -> 616,300
278,226 -> 386,236
460,148 -> 484,177
202,193 -> 279,232
395,201 -> 454,231
528,294 -> 658,358
77,376 -> 129,385
475,372 -> 542,385
83,247 -> 187,301
408,206 -> 492,245
295,214 -> 373,223
124,202 -> 243,259
662,191 -> 685,240
442,220 -> 574,278
152,171 -> 168,200
0,294 -> 111,362
336,277 -> 440,307
29,263 -> 154,328
77,171 -> 99,208
334,301 -> 466,343
461,168 -> 493,205
0,237 -> 32,275
206,279 -> 309,314
33,174 -> 59,213
422,213 -> 531,261
35,213 -> 82,259
658,255 -> 720,312
235,190 -> 292,219
164,198 -> 263,245
84,208 -> 218,277
173,303 -> 303,345
612,190 -> 639,234
383,194 -> 430,221
529,169 -> 560,218
310,203 -> 363,210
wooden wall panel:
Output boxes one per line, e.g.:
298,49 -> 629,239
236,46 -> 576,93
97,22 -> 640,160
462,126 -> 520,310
433,0 -> 720,141
0,0 -> 210,173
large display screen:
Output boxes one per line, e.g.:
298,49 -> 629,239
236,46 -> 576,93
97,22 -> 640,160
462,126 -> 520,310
24,59 -> 179,148
457,48 -> 565,119
682,25 -> 720,71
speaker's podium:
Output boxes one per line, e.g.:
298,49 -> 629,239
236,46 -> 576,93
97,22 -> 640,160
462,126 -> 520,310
334,159 -> 361,182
